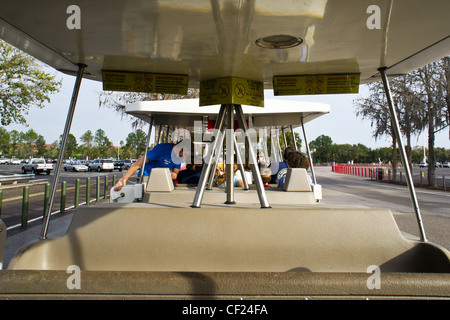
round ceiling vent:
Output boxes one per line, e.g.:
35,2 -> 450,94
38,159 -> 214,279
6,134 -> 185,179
255,34 -> 303,49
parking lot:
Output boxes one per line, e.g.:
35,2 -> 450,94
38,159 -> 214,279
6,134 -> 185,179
0,163 -> 132,232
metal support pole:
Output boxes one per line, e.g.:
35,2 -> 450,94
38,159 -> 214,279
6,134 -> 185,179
235,135 -> 249,190
139,118 -> 153,184
156,124 -> 162,144
282,127 -> 288,150
207,125 -> 225,189
379,67 -> 427,242
301,117 -> 317,185
192,105 -> 227,207
235,105 -> 270,208
40,64 -> 86,240
225,104 -> 235,204
165,125 -> 170,143
290,125 -> 298,151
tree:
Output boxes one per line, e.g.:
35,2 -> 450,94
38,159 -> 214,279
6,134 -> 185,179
80,130 -> 94,148
0,40 -> 61,125
80,130 -> 94,159
354,81 -> 402,179
9,129 -> 21,156
0,127 -> 10,156
94,129 -> 111,156
99,90 -> 200,129
310,135 -> 333,163
21,129 -> 38,157
277,130 -> 302,151
354,58 -> 449,186
411,59 -> 449,186
125,129 -> 148,158
35,135 -> 47,157
56,133 -> 78,158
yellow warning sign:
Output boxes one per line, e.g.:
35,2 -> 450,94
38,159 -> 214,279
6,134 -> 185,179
200,77 -> 264,107
102,71 -> 188,95
273,74 -> 360,96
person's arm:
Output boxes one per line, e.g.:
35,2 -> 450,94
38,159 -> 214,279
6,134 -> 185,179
236,179 -> 244,187
113,155 -> 146,191
171,168 -> 180,180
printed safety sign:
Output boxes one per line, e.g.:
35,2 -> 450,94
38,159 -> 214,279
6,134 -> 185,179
200,77 -> 264,107
102,71 -> 189,95
273,74 -> 360,96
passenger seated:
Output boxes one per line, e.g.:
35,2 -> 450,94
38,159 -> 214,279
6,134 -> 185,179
271,146 -> 295,184
277,151 -> 313,188
213,163 -> 244,188
235,162 -> 253,185
261,168 -> 272,188
177,155 -> 203,184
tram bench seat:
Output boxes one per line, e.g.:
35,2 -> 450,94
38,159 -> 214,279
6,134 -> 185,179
282,168 -> 312,192
7,206 -> 450,273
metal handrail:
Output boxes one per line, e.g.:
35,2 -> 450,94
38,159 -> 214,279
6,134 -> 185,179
0,174 -> 35,184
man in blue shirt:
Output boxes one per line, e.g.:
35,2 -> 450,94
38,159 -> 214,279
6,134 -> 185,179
113,140 -> 191,191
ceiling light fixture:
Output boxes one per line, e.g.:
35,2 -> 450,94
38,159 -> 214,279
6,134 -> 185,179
255,34 -> 303,49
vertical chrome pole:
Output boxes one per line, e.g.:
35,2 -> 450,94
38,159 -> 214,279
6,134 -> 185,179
156,125 -> 162,144
225,104 -> 235,204
282,127 -> 288,150
40,64 -> 86,240
165,125 -> 170,143
290,125 -> 298,151
234,135 -> 249,190
139,118 -> 153,184
192,105 -> 227,207
235,105 -> 270,208
207,125 -> 225,189
379,67 -> 427,242
301,117 -> 317,185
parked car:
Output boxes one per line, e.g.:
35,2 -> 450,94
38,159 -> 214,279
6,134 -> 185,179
22,158 -> 53,175
419,162 -> 428,168
0,158 -> 9,164
113,159 -> 124,172
9,158 -> 21,165
435,162 -> 442,168
88,159 -> 114,172
123,159 -> 137,170
442,162 -> 450,168
64,161 -> 88,172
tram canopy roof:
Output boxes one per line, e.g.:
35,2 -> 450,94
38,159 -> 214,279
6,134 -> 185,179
125,99 -> 330,129
0,0 -> 449,89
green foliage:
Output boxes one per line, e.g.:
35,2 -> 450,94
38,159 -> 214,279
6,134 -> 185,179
0,40 -> 61,126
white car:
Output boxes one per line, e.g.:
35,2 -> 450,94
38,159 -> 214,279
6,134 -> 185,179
9,158 -> 21,165
64,161 -> 88,172
123,159 -> 137,170
88,159 -> 114,172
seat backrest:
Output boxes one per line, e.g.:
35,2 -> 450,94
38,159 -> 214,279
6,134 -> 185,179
146,168 -> 174,192
7,207 -> 450,273
283,168 -> 312,192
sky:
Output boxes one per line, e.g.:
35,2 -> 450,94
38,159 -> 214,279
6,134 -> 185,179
4,69 -> 450,153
